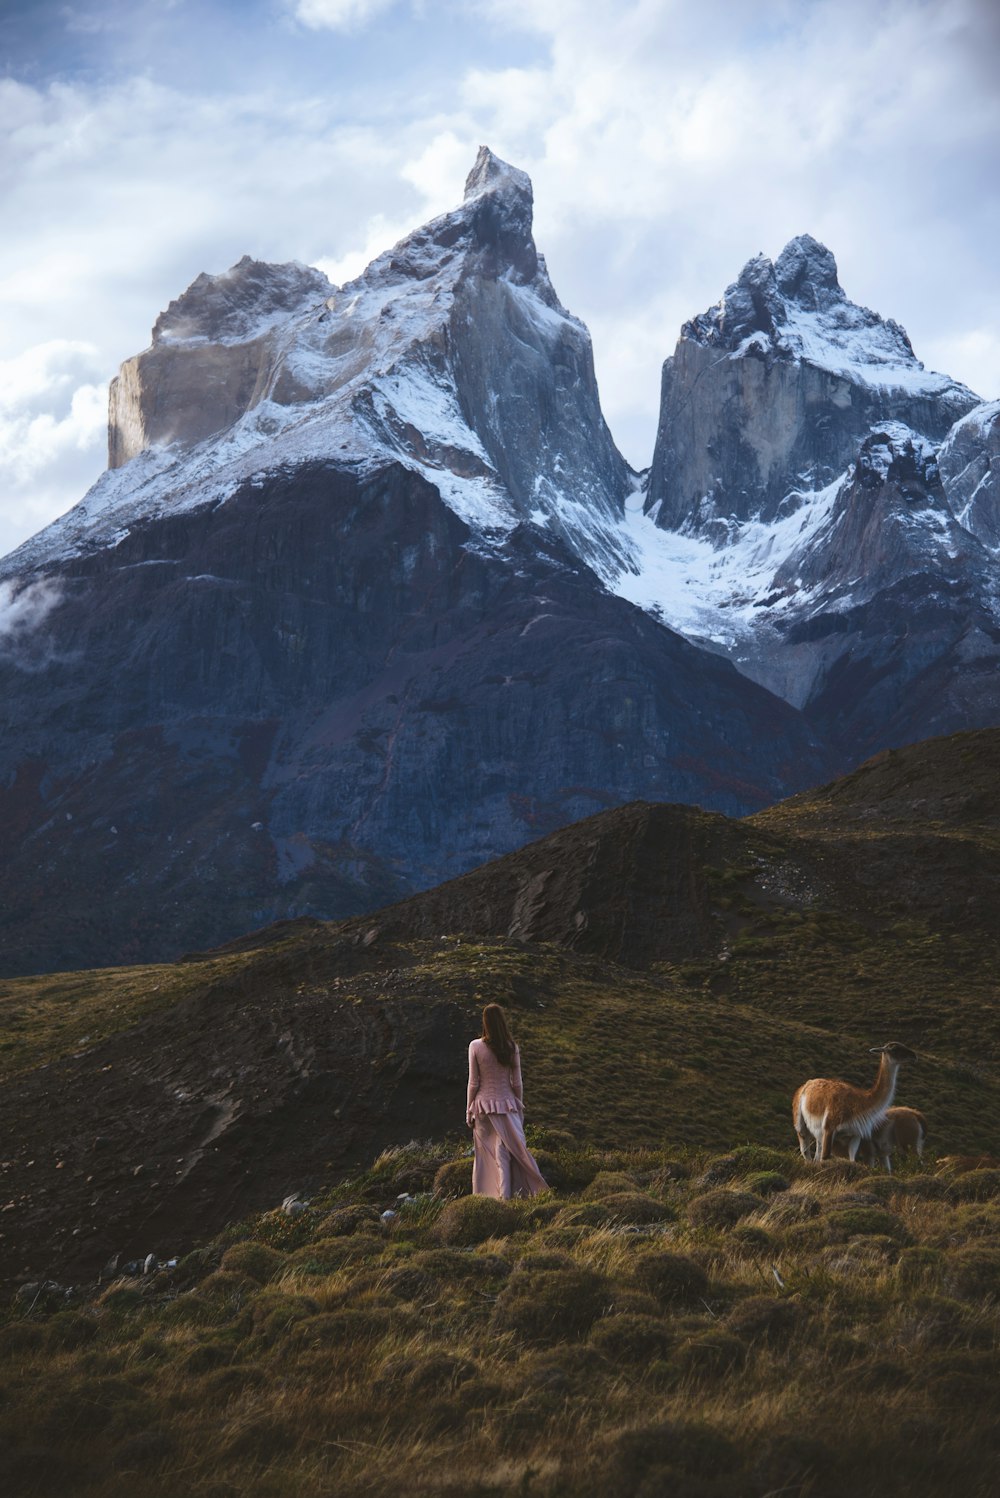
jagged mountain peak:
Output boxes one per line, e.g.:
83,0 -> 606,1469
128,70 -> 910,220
689,232 -> 927,381
463,145 -> 532,205
152,256 -> 331,348
773,234 -> 842,309
5,147 -> 628,582
357,143 -> 539,294
731,235 -> 842,312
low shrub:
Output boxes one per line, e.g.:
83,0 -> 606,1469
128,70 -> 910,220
822,1235 -> 901,1272
765,1191 -> 822,1224
942,1247 -> 1000,1301
285,1235 -> 380,1274
409,1247 -> 511,1283
490,1265 -> 608,1345
184,1340 -> 233,1374
532,1150 -> 567,1190
675,1328 -> 746,1382
528,1126 -> 577,1152
96,1280 -> 145,1311
749,1433 -> 836,1498
730,1224 -> 775,1254
573,1192 -> 675,1226
110,1428 -> 178,1473
745,1171 -> 790,1196
896,1246 -> 944,1288
0,1320 -> 44,1356
248,1291 -> 320,1345
726,1295 -> 804,1347
688,1190 -> 766,1230
588,1313 -> 674,1363
192,1269 -> 258,1300
592,1419 -> 739,1498
380,1265 -> 437,1301
173,1245 -> 220,1286
286,1306 -> 397,1352
584,1171 -> 640,1199
43,1310 -> 100,1351
513,1250 -> 575,1273
906,1175 -> 950,1200
553,1201 -> 617,1229
814,1160 -> 868,1185
630,1252 -> 709,1307
374,1349 -> 479,1395
199,1364 -> 267,1399
952,1203 -> 1000,1239
947,1169 -> 1000,1202
433,1158 -> 472,1198
825,1206 -> 912,1244
695,1154 -> 743,1188
218,1241 -> 288,1283
895,1294 -> 980,1352
434,1195 -> 525,1246
317,1204 -> 383,1236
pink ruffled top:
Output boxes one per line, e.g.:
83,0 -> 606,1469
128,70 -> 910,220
466,1038 -> 523,1124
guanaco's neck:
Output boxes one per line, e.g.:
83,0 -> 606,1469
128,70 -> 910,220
866,1054 -> 900,1109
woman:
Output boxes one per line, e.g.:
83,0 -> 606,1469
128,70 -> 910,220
467,1003 -> 547,1198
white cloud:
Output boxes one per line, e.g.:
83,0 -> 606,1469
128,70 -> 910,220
0,342 -> 108,557
291,0 -> 399,30
462,0 -> 1000,457
0,576 -> 64,663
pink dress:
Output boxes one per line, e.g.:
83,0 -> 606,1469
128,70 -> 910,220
466,1038 -> 547,1199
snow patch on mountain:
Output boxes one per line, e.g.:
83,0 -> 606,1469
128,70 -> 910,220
774,303 -> 959,397
614,473 -> 843,648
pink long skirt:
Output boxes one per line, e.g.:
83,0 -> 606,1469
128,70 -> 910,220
472,1111 -> 548,1199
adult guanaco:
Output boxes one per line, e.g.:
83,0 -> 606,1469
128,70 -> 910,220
793,1042 -> 917,1164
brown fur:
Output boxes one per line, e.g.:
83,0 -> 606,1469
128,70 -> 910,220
831,1105 -> 927,1168
792,1042 -> 917,1163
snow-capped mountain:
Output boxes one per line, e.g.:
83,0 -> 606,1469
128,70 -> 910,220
612,237 -> 1000,753
1,147 -> 998,974
645,233 -> 978,534
0,149 -> 837,977
6,148 -> 630,583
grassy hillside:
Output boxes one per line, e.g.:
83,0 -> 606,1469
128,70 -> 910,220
3,1138 -> 999,1497
1,728 -> 999,1493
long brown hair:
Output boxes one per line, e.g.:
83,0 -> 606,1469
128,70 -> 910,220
481,1003 -> 516,1068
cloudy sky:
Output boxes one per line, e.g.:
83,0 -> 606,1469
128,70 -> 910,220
2,0 -> 998,557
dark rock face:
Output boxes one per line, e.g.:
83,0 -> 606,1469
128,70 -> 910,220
646,235 -> 978,533
0,462 -> 832,976
736,425 -> 1000,755
775,426 -> 982,601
